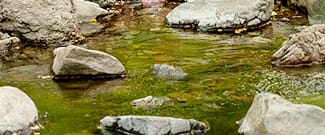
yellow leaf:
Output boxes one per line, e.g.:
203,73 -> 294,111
234,28 -> 247,34
89,19 -> 97,24
217,29 -> 223,32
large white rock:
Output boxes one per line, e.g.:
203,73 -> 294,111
100,116 -> 208,135
166,0 -> 274,32
74,0 -> 108,23
0,86 -> 38,135
238,92 -> 325,135
272,24 -> 325,67
52,45 -> 125,76
0,0 -> 83,46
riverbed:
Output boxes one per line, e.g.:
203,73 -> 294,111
0,4 -> 324,135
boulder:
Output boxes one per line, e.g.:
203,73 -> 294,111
290,0 -> 325,24
0,32 -> 21,59
100,116 -> 208,135
238,92 -> 325,135
0,0 -> 83,46
152,64 -> 187,81
52,45 -> 125,76
272,24 -> 325,67
130,95 -> 172,108
0,86 -> 38,135
74,0 -> 109,23
166,0 -> 274,32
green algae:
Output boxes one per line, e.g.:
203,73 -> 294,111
1,7 -> 323,135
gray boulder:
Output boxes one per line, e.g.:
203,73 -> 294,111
238,92 -> 325,135
100,116 -> 208,135
0,86 -> 38,135
166,0 -> 274,32
152,64 -> 187,81
0,0 -> 83,46
272,24 -> 325,67
290,0 -> 325,24
74,0 -> 109,23
52,45 -> 125,76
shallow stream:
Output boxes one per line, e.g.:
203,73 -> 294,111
1,6 -> 325,135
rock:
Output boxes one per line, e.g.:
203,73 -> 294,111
0,86 -> 38,135
74,0 -> 109,23
100,116 -> 208,135
130,95 -> 172,108
238,92 -> 325,135
272,24 -> 325,67
0,32 -> 22,59
290,0 -> 325,24
141,0 -> 166,8
86,0 -> 116,8
52,45 -> 125,76
0,0 -> 83,46
152,64 -> 187,80
251,36 -> 272,44
166,0 -> 274,32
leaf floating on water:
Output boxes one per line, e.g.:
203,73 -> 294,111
89,19 -> 98,24
271,11 -> 278,16
217,29 -> 223,32
234,28 -> 247,34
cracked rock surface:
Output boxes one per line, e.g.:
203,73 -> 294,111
166,0 -> 274,32
100,116 -> 208,135
272,24 -> 325,67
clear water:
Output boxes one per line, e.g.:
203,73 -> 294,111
0,7 -> 324,135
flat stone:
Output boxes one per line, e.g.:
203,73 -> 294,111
100,116 -> 208,135
152,63 -> 187,80
166,0 -> 274,32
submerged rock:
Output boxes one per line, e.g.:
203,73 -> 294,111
238,92 -> 325,135
131,95 -> 172,108
166,0 -> 274,32
152,63 -> 187,80
272,24 -> 325,67
52,45 -> 125,77
0,86 -> 38,135
0,0 -> 83,46
100,116 -> 208,135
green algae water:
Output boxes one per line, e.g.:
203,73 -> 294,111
0,7 -> 324,135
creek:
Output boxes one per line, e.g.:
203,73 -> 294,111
0,5 -> 324,135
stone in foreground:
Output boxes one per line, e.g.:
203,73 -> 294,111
0,86 -> 38,135
100,116 -> 208,135
52,45 -> 125,76
152,64 -> 187,80
272,24 -> 325,67
166,0 -> 274,32
238,92 -> 325,135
